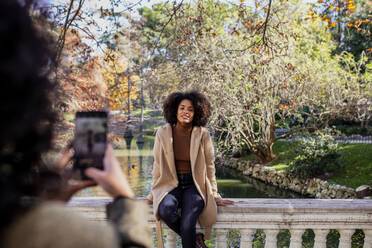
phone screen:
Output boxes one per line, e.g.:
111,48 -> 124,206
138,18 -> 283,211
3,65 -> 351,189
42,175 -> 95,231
73,111 -> 107,179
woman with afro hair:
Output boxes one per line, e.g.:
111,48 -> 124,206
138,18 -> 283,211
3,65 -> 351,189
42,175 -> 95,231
147,91 -> 233,248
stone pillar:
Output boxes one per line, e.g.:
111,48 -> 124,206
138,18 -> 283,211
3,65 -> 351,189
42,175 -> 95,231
215,228 -> 229,248
240,229 -> 255,248
339,229 -> 354,248
314,229 -> 329,248
364,230 -> 372,248
289,229 -> 305,248
264,229 -> 279,248
164,229 -> 177,248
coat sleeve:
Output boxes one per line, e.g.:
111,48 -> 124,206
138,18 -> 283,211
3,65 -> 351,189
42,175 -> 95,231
106,197 -> 152,248
203,129 -> 222,202
146,129 -> 162,202
3,201 -> 151,248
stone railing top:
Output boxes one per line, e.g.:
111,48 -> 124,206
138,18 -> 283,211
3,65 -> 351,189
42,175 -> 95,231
68,197 -> 372,213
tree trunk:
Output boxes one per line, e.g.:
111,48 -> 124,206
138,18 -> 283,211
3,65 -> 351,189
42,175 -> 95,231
254,143 -> 275,164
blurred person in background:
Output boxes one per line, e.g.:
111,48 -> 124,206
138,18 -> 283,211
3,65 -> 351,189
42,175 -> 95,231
0,1 -> 151,248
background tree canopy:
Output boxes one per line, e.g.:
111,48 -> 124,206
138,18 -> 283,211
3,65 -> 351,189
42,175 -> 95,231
27,0 -> 371,163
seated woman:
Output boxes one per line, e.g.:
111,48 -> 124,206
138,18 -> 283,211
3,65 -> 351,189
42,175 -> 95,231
147,91 -> 233,248
0,2 -> 151,248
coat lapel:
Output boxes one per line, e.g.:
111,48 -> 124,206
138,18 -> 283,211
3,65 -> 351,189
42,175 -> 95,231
190,126 -> 203,172
162,124 -> 177,178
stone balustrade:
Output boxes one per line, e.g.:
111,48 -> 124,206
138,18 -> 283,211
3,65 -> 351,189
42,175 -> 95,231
68,197 -> 372,248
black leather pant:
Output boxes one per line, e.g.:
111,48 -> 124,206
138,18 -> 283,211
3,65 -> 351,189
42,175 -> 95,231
158,173 -> 205,248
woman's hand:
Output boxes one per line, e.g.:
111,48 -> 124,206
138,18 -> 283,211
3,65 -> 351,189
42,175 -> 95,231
85,145 -> 135,199
217,199 -> 234,206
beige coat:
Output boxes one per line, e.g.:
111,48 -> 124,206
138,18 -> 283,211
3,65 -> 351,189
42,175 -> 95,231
148,124 -> 221,239
3,198 -> 152,248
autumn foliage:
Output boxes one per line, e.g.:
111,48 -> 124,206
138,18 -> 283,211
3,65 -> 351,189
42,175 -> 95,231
56,30 -> 106,112
103,50 -> 139,111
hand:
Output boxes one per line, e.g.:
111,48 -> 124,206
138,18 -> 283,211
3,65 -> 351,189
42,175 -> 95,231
41,145 -> 96,202
217,199 -> 234,206
85,144 -> 135,199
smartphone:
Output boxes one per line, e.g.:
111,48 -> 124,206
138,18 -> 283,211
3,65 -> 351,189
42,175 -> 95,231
73,111 -> 107,180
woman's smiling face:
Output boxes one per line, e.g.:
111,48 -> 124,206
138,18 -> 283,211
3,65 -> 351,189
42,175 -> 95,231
177,99 -> 194,125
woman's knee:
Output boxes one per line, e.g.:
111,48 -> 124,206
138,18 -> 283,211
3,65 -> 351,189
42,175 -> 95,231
193,195 -> 204,209
158,196 -> 178,220
187,193 -> 204,213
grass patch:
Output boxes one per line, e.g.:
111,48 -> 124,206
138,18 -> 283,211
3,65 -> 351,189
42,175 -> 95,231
270,164 -> 288,172
132,109 -> 163,119
240,141 -> 372,188
143,120 -> 163,132
329,143 -> 372,188
241,153 -> 256,161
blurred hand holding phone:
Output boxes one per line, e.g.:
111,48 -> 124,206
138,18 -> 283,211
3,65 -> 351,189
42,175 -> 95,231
70,111 -> 135,199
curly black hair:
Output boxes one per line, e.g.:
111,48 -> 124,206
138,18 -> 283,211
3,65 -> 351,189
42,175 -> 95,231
0,1 -> 56,230
162,91 -> 211,127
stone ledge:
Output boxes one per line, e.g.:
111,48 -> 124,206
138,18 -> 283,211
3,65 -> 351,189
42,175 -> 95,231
68,197 -> 372,248
68,197 -> 372,229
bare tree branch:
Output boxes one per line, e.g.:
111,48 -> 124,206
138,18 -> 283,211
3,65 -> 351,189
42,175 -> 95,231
55,0 -> 85,65
262,0 -> 272,45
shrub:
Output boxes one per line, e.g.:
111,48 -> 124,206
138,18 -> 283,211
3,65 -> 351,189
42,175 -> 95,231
345,126 -> 362,135
286,129 -> 342,179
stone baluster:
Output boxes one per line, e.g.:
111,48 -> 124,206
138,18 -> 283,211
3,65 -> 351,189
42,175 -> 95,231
364,230 -> 372,248
289,229 -> 305,248
314,229 -> 329,248
215,228 -> 229,248
264,229 -> 279,248
339,229 -> 355,248
240,229 -> 255,248
164,229 -> 177,248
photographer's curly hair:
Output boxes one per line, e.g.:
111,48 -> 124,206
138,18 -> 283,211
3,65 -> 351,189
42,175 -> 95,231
163,91 -> 211,127
0,2 -> 56,230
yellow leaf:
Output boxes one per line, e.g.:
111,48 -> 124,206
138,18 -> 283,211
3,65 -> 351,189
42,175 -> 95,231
348,4 -> 356,9
331,23 -> 336,27
329,5 -> 333,9
347,23 -> 353,27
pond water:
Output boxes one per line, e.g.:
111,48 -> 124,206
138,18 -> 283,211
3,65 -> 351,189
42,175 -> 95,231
76,136 -> 304,198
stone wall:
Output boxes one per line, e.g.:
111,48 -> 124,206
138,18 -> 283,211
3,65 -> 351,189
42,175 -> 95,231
216,156 -> 357,199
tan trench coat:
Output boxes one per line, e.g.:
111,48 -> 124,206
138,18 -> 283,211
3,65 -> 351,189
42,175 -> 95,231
148,124 -> 221,239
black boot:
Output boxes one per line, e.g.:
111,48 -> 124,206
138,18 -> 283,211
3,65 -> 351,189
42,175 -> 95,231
196,233 -> 208,248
